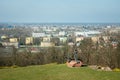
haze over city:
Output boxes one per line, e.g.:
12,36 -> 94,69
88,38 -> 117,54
0,0 -> 120,23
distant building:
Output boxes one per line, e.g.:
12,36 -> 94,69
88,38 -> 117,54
41,36 -> 55,47
102,36 -> 110,42
68,42 -> 74,46
91,36 -> 99,43
26,37 -> 33,45
109,29 -> 119,34
75,31 -> 101,37
1,35 -> 8,39
32,27 -> 39,31
111,41 -> 118,48
2,42 -> 19,48
52,34 -> 59,37
59,31 -> 66,36
43,37 -> 51,42
59,37 -> 67,43
86,31 -> 101,37
76,37 -> 84,42
32,32 -> 45,37
41,42 -> 55,47
9,38 -> 18,43
107,26 -> 111,28
74,32 -> 86,37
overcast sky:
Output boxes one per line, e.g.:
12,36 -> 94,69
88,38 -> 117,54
0,0 -> 120,23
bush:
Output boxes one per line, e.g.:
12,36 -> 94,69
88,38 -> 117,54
113,68 -> 120,72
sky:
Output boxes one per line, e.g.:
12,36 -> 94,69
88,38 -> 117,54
0,0 -> 120,23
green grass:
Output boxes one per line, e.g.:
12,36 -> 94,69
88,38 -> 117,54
0,63 -> 120,80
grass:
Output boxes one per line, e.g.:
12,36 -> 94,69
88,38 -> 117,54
0,63 -> 120,80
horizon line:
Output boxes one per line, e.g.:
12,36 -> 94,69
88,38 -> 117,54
0,22 -> 120,24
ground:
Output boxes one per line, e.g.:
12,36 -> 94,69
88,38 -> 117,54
0,63 -> 120,80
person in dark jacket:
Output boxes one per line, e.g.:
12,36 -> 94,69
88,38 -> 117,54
74,49 -> 78,62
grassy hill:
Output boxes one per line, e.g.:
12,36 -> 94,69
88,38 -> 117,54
0,63 -> 120,80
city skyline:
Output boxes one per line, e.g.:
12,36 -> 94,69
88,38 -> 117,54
0,0 -> 120,23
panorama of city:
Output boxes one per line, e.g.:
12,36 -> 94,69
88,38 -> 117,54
1,23 -> 120,67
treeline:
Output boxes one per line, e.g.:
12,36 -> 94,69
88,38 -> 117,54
0,47 -> 66,67
1,35 -> 120,69
77,38 -> 120,69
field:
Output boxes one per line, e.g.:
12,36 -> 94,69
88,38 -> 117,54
0,63 -> 120,80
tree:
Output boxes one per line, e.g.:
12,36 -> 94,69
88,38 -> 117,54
116,42 -> 120,68
79,38 -> 94,64
0,43 -> 4,47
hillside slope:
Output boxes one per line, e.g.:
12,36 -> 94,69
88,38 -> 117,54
0,63 -> 120,80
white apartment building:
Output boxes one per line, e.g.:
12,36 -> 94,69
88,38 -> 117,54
32,32 -> 45,37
